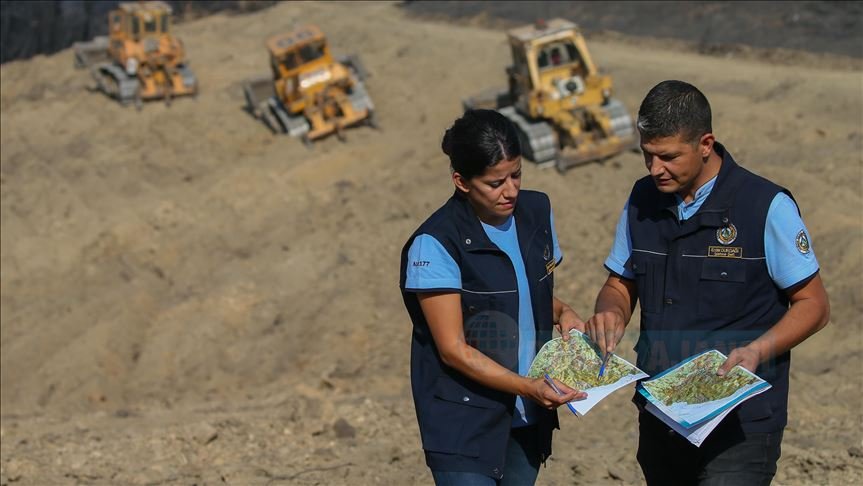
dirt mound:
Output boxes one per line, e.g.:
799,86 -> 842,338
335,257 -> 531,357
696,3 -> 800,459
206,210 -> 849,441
1,2 -> 861,484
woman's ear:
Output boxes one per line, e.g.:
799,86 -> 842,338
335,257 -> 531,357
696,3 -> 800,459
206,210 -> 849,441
452,172 -> 471,194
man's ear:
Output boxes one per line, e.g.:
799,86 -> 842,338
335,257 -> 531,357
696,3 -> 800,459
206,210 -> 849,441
452,172 -> 471,194
699,133 -> 715,160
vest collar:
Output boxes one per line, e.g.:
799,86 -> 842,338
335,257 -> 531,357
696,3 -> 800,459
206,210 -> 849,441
449,190 -> 538,253
672,142 -> 743,237
702,142 -> 742,213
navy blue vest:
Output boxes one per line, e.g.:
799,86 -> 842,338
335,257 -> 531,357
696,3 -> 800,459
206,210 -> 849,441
400,190 -> 559,478
626,143 -> 792,433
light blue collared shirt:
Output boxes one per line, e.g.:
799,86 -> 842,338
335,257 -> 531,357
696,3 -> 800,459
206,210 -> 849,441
405,209 -> 563,427
604,177 -> 819,290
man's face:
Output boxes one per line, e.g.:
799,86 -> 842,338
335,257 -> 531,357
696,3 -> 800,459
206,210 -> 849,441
454,157 -> 522,225
640,133 -> 712,197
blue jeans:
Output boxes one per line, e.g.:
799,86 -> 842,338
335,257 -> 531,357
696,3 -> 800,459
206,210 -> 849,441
431,425 -> 541,486
637,411 -> 783,486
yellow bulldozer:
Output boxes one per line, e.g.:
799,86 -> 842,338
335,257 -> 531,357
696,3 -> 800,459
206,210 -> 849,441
463,18 -> 637,171
241,25 -> 376,145
73,1 -> 197,108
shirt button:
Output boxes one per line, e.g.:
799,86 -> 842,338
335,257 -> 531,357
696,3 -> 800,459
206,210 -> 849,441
667,428 -> 676,437
664,298 -> 673,305
462,396 -> 470,402
493,468 -> 500,475
465,238 -> 471,245
720,271 -> 728,278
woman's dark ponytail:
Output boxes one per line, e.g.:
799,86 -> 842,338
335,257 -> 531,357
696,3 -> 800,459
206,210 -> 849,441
441,109 -> 522,179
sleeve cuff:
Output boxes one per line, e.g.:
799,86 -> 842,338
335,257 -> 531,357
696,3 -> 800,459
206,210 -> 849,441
777,268 -> 820,291
403,277 -> 462,293
604,260 -> 634,280
403,286 -> 461,294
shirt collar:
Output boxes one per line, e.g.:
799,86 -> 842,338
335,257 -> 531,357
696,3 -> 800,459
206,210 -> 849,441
675,175 -> 718,209
480,214 -> 514,232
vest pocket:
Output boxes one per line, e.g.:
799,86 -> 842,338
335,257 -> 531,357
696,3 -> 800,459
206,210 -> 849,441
631,257 -> 664,314
697,259 -> 747,318
421,375 -> 508,457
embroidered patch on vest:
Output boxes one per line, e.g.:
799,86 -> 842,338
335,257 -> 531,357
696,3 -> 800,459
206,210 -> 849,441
543,243 -> 550,261
708,246 -> 743,258
545,259 -> 556,275
716,223 -> 738,245
795,230 -> 810,254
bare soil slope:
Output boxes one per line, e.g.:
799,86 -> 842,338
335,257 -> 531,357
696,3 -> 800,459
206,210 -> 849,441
2,2 -> 861,485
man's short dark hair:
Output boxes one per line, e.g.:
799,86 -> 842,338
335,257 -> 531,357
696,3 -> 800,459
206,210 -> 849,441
637,80 -> 712,143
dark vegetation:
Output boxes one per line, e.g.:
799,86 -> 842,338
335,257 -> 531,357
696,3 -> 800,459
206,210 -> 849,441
0,0 -> 276,64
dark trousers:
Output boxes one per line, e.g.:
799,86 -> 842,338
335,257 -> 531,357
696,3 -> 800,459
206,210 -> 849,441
637,411 -> 783,486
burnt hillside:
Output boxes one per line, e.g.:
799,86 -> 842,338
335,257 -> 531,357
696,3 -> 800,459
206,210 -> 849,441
0,0 -> 275,64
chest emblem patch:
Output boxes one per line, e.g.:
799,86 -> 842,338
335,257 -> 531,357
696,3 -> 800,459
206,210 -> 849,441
796,230 -> 811,254
716,223 -> 738,245
543,243 -> 550,261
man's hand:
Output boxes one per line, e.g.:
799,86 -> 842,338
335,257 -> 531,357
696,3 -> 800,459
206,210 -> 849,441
717,345 -> 761,375
522,377 -> 587,409
587,275 -> 636,353
556,307 -> 586,341
586,310 -> 626,355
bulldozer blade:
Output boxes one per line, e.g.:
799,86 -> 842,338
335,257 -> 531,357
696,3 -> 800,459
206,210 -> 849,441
366,111 -> 380,130
73,37 -> 110,69
462,86 -> 513,111
339,54 -> 370,81
556,153 -> 603,171
242,74 -> 276,119
556,139 -> 634,173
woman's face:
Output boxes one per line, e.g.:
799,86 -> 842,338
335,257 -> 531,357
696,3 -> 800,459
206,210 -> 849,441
454,157 -> 522,226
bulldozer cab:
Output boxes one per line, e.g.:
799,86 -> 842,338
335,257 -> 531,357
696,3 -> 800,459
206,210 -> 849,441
266,26 -> 333,81
109,1 -> 172,42
507,19 -> 610,115
536,40 -> 583,72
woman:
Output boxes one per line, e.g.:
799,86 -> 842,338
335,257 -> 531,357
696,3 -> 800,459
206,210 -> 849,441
399,109 -> 587,485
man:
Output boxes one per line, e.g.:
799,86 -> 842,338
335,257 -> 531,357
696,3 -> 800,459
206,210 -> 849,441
583,80 -> 830,485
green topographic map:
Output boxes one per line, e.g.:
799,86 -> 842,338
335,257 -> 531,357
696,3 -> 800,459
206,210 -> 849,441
528,332 -> 641,390
642,351 -> 757,406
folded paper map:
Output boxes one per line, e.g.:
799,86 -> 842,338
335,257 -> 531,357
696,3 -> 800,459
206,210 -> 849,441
639,349 -> 772,446
528,329 -> 647,416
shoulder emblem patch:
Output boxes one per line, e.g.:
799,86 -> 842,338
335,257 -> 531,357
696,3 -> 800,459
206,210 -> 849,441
796,230 -> 811,254
716,223 -> 738,245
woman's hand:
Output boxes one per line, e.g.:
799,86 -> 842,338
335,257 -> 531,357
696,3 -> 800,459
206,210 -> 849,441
521,377 -> 587,410
554,300 -> 586,341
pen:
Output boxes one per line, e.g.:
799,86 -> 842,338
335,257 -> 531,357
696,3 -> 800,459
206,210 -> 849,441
543,373 -> 565,396
598,351 -> 612,377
